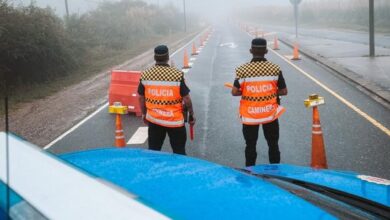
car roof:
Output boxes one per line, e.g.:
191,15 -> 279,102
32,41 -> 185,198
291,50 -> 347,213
62,148 -> 336,219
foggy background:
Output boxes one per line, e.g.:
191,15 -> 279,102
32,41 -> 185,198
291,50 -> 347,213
2,0 -> 389,105
15,0 -> 287,17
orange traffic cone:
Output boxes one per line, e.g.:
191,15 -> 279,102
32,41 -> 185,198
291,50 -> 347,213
191,42 -> 199,56
115,114 -> 126,148
182,49 -> 191,69
291,42 -> 301,60
311,106 -> 328,169
273,36 -> 280,50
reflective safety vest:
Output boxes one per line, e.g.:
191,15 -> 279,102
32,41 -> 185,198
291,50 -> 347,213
141,65 -> 185,127
236,61 -> 285,125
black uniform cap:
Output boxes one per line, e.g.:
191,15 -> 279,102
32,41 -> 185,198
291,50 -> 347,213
154,45 -> 169,56
251,38 -> 267,48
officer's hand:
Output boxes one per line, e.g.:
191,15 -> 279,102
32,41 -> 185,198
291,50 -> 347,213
142,114 -> 148,125
189,115 -> 196,126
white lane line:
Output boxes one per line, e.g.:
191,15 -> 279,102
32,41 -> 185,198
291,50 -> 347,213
44,103 -> 109,150
44,28 -> 211,150
190,57 -> 196,61
246,30 -> 390,136
269,45 -> 390,137
182,69 -> 190,73
127,127 -> 148,145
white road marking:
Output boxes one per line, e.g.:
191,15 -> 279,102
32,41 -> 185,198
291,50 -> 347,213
270,45 -> 390,137
182,69 -> 190,73
44,28 -> 211,150
189,62 -> 194,66
219,42 -> 237,49
246,29 -> 390,136
127,127 -> 148,145
190,57 -> 196,61
44,103 -> 109,150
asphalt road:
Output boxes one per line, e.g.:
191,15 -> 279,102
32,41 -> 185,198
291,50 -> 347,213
263,25 -> 390,49
48,24 -> 390,180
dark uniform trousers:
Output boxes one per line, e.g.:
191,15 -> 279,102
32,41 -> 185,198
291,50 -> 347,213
243,119 -> 280,166
148,122 -> 187,155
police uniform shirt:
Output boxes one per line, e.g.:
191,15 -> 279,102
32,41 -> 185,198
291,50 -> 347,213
234,58 -> 286,104
138,64 -> 190,97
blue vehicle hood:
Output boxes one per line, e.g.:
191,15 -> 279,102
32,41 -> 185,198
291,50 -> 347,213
247,164 -> 390,207
61,148 -> 336,220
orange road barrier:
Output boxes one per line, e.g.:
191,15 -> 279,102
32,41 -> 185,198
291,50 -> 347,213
224,82 -> 233,88
182,49 -> 191,69
108,70 -> 142,116
273,36 -> 280,50
191,42 -> 199,56
115,114 -> 126,148
304,94 -> 327,169
291,42 -> 301,60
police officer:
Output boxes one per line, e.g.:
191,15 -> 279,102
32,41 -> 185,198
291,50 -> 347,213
138,45 -> 195,155
231,38 -> 288,166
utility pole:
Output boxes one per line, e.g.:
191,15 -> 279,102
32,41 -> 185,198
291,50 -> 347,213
369,0 -> 375,57
289,0 -> 302,38
183,0 -> 187,32
294,3 -> 298,38
65,0 -> 69,20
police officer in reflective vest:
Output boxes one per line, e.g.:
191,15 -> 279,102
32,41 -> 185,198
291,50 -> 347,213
231,38 -> 288,166
138,45 -> 195,155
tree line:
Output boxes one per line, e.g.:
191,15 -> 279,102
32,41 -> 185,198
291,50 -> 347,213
0,0 -> 184,89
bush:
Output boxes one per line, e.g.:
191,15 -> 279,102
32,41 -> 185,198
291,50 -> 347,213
0,0 -> 185,92
0,0 -> 76,86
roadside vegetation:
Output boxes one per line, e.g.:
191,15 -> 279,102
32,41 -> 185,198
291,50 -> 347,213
0,0 -> 195,105
236,0 -> 390,33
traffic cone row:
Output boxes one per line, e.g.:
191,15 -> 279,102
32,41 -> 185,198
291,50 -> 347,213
239,23 -> 303,61
181,30 -> 211,69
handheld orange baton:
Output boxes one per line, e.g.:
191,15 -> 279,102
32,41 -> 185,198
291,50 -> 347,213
224,83 -> 233,88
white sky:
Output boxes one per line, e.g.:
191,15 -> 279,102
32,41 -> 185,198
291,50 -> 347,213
15,0 -> 289,17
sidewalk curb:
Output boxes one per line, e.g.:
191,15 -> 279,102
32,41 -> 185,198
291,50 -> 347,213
278,37 -> 390,108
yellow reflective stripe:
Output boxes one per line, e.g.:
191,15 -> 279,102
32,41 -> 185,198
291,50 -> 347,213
241,106 -> 285,123
146,114 -> 184,126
